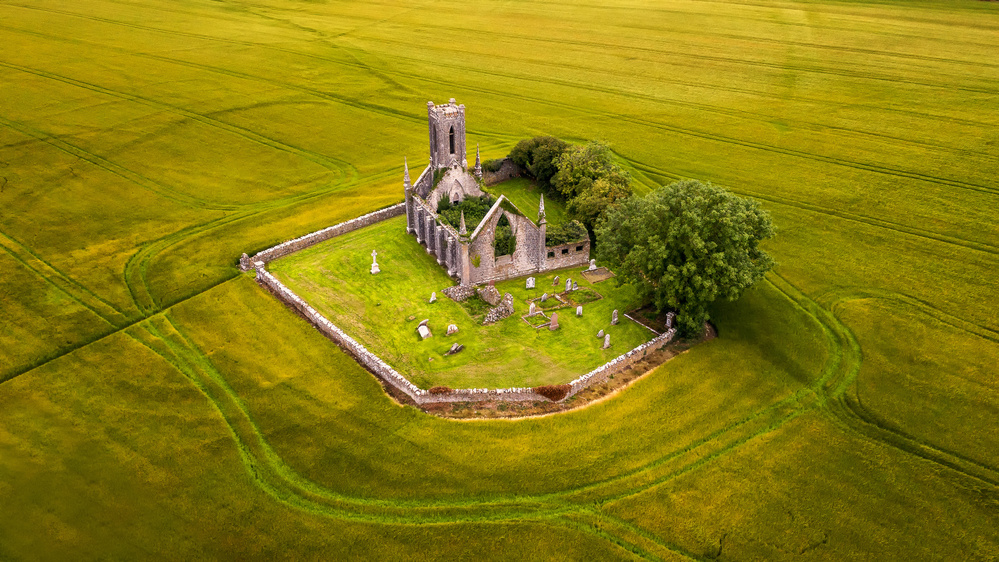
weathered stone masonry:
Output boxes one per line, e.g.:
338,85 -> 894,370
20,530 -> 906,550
403,99 -> 590,287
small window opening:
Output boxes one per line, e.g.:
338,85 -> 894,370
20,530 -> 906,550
449,126 -> 455,154
576,245 -> 584,252
561,248 -> 569,255
547,251 -> 555,258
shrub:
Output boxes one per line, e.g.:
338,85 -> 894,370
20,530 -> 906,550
534,384 -> 571,402
494,214 -> 516,256
437,195 -> 494,230
509,136 -> 570,195
545,220 -> 588,246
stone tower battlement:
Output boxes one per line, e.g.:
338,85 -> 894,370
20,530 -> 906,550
427,99 -> 467,171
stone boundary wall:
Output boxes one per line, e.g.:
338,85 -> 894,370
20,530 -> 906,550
482,157 -> 521,186
564,313 -> 677,402
244,207 -> 678,406
240,203 -> 406,270
256,268 -> 546,404
256,267 -> 677,406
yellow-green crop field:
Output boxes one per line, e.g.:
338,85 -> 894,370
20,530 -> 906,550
1,0 -> 997,559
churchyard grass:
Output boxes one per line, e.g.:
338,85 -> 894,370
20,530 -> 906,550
268,215 -> 652,389
1,0 -> 997,557
484,177 -> 569,225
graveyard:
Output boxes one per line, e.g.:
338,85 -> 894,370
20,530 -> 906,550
268,214 -> 656,389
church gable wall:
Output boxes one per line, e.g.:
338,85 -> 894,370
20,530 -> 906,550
467,209 -> 544,285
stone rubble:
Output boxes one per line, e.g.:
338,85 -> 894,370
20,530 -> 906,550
483,292 -> 515,325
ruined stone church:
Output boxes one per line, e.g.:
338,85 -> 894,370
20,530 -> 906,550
404,99 -> 590,286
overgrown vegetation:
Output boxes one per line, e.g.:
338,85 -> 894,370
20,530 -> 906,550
482,158 -> 505,173
493,214 -> 516,257
437,195 -> 493,230
509,136 -> 569,194
544,220 -> 588,246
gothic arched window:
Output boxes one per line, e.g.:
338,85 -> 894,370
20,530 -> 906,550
449,126 -> 455,154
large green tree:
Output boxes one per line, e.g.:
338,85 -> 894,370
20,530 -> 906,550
595,179 -> 775,337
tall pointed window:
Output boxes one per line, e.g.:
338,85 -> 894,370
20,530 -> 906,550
449,126 -> 455,154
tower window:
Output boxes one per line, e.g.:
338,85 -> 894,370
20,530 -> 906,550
449,126 -> 455,154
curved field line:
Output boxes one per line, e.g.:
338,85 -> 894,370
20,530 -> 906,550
770,278 -> 999,488
624,158 -> 999,257
143,274 -> 841,515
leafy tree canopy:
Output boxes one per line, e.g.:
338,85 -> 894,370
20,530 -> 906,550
566,175 -> 632,232
553,141 -> 631,201
595,179 -> 775,337
544,220 -> 588,246
509,136 -> 570,195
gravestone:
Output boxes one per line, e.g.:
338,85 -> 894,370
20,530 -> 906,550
666,314 -> 673,328
588,259 -> 597,271
417,325 -> 432,339
611,309 -> 619,325
572,281 -> 578,291
445,342 -> 464,356
549,312 -> 559,331
566,279 -> 572,292
597,329 -> 604,338
418,319 -> 429,327
370,249 -> 380,274
529,302 -> 537,316
603,334 -> 611,349
429,292 -> 437,303
552,275 -> 560,286
446,324 -> 459,336
526,277 -> 535,289
576,306 -> 583,317
541,293 -> 548,302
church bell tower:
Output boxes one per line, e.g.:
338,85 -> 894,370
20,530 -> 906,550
427,99 -> 467,172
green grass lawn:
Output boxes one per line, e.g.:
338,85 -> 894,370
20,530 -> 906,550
269,215 -> 652,388
484,177 -> 569,225
2,0 -> 998,558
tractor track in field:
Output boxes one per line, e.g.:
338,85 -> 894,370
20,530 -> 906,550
3,2 -> 997,550
774,280 -> 999,488
624,159 -> 999,258
0,230 -> 130,326
0,115 -> 236,211
0,60 -> 354,183
5,3 -> 998,164
352,31 -> 999,138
